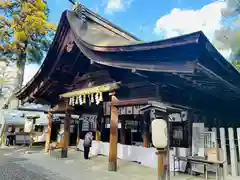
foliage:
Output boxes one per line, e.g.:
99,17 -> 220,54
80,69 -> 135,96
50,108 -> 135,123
232,60 -> 240,70
0,0 -> 56,88
214,0 -> 240,61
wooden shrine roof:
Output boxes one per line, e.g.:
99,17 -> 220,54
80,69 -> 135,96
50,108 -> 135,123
15,4 -> 240,116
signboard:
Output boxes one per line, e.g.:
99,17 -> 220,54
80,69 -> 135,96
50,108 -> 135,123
103,102 -> 144,115
125,120 -> 138,129
170,121 -> 188,148
52,114 -> 79,123
80,114 -> 97,131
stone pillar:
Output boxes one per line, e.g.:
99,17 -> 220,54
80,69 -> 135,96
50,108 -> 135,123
108,93 -> 118,171
45,109 -> 53,152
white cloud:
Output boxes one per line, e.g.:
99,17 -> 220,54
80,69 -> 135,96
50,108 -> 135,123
23,64 -> 40,86
154,2 -> 226,39
154,2 -> 232,59
104,0 -> 132,14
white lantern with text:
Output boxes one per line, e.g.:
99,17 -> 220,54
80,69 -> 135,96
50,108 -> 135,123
151,119 -> 168,149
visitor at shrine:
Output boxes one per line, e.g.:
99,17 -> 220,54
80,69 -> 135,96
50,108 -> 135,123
83,132 -> 93,159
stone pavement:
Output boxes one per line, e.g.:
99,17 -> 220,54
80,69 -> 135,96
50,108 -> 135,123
2,146 -> 240,180
16,150 -> 219,180
0,148 -> 68,180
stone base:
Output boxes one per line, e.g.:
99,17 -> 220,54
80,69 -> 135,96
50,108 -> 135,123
61,148 -> 68,158
108,161 -> 117,171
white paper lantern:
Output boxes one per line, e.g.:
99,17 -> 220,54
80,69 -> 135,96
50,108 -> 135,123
151,119 -> 168,149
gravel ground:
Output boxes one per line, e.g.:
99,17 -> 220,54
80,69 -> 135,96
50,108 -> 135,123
0,147 -> 69,180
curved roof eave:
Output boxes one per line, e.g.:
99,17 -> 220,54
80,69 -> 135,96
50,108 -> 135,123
67,9 -> 240,91
197,33 -> 240,89
16,5 -> 240,103
16,7 -> 140,100
16,11 -> 70,99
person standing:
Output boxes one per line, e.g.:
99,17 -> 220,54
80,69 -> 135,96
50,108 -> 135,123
83,132 -> 93,159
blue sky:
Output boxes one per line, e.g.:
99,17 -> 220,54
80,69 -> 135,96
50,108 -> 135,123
47,0 -> 217,41
24,0 -> 231,84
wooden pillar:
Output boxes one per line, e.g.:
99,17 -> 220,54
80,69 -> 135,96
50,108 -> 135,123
157,150 -> 167,180
108,93 -> 118,171
76,120 -> 83,149
96,107 -> 104,141
120,119 -> 126,144
96,130 -> 101,141
143,112 -> 150,148
62,106 -> 71,158
96,116 -> 102,141
45,109 -> 53,152
76,121 -> 80,146
143,135 -> 150,147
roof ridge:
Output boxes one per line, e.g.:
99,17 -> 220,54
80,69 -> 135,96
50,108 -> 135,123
74,4 -> 140,41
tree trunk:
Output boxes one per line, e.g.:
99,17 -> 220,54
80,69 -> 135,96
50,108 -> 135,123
12,52 -> 26,109
2,41 -> 28,109
16,56 -> 26,90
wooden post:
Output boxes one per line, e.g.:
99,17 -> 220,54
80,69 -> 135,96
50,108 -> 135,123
96,130 -> 101,141
96,115 -> 101,141
120,119 -> 126,144
108,92 -> 118,171
76,121 -> 80,146
156,150 -> 167,180
143,112 -> 150,148
45,109 -> 53,152
62,106 -> 71,158
143,135 -> 149,148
